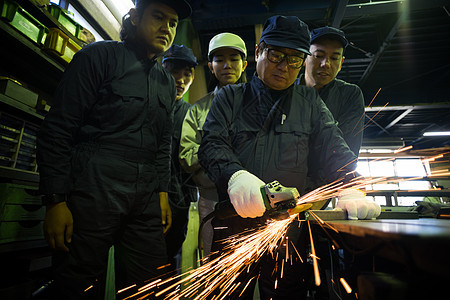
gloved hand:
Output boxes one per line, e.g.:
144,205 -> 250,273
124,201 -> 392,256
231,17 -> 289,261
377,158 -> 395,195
228,170 -> 266,218
336,189 -> 381,220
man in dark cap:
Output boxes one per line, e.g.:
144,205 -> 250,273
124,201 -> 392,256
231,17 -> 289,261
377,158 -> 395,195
162,44 -> 198,274
37,0 -> 191,298
198,15 -> 378,299
299,26 -> 365,191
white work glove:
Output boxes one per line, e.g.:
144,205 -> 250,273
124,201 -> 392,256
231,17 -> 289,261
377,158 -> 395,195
336,189 -> 381,220
227,170 -> 266,218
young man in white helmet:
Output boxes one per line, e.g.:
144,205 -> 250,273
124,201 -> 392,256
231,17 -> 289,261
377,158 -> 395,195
179,32 -> 248,258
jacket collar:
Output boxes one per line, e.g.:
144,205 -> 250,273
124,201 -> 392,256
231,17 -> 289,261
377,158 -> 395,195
299,73 -> 337,92
250,74 -> 291,98
124,40 -> 159,66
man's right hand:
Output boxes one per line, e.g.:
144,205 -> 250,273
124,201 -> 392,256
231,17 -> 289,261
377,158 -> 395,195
44,202 -> 73,252
227,170 -> 266,218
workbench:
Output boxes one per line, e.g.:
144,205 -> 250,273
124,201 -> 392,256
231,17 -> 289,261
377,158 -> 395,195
309,218 -> 450,299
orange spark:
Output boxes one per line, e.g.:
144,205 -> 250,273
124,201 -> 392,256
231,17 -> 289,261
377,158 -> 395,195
394,145 -> 413,153
285,237 -> 289,262
356,101 -> 390,136
340,277 -> 352,293
352,88 -> 381,135
84,285 -> 93,292
239,277 -> 255,297
308,221 -> 321,286
156,263 -> 171,270
336,157 -> 359,172
117,284 -> 136,294
422,154 -> 444,163
289,240 -> 303,263
368,88 -> 382,108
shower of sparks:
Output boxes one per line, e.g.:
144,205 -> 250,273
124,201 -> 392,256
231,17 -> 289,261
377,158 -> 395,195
116,170 -> 447,299
119,217 -> 296,299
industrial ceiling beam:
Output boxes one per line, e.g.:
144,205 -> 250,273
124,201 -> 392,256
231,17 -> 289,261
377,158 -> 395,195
344,58 -> 373,64
385,108 -> 414,130
365,104 -> 450,112
358,9 -> 407,86
365,114 -> 391,136
345,0 -> 449,17
374,107 -> 414,138
191,9 -> 325,31
329,0 -> 349,28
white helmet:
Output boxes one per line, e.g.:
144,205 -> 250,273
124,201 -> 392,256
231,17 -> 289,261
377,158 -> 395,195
208,32 -> 247,61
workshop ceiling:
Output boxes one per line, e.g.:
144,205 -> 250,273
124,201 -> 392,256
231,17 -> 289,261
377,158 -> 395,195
187,0 -> 450,150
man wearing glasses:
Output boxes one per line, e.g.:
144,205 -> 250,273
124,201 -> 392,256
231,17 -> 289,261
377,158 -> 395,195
300,26 -> 365,191
197,15 -> 373,298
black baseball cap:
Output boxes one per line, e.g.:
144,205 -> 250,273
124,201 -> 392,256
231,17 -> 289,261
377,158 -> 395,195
310,26 -> 349,48
259,15 -> 311,55
162,44 -> 198,67
135,0 -> 192,20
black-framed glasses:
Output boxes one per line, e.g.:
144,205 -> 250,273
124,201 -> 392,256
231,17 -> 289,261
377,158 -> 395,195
264,48 -> 305,69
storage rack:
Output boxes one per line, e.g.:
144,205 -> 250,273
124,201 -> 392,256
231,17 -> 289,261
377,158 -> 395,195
0,1 -> 85,296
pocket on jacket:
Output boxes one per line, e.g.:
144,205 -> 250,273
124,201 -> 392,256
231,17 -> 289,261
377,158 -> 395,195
70,148 -> 95,189
274,124 -> 310,172
110,81 -> 146,120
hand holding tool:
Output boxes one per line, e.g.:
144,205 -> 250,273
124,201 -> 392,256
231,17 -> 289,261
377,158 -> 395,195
227,170 -> 266,218
220,177 -> 310,220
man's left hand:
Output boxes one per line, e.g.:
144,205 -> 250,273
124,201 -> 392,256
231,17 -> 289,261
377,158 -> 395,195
159,192 -> 172,234
336,189 -> 381,220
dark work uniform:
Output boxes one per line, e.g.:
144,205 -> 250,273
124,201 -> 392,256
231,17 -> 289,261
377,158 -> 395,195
37,40 -> 175,298
198,75 -> 357,299
165,98 -> 197,273
296,75 -> 365,190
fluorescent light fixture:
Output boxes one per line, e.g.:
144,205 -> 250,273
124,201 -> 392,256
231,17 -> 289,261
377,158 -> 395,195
423,131 -> 450,136
366,149 -> 394,154
102,0 -> 134,23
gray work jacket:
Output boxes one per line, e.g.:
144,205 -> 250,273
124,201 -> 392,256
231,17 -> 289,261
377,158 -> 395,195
37,40 -> 175,195
198,75 -> 357,209
297,75 -> 365,189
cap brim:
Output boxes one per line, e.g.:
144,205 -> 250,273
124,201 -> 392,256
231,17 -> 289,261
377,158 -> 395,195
311,33 -> 348,48
262,38 -> 311,55
162,0 -> 192,19
208,46 -> 247,60
162,57 -> 198,66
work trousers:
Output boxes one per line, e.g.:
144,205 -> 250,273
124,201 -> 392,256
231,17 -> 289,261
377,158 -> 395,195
210,216 -> 308,300
52,145 -> 168,299
165,198 -> 190,274
198,195 -> 219,258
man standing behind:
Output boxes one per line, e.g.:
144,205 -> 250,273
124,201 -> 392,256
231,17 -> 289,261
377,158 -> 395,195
179,32 -> 248,259
300,26 -> 365,189
36,0 -> 191,298
162,44 -> 198,273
